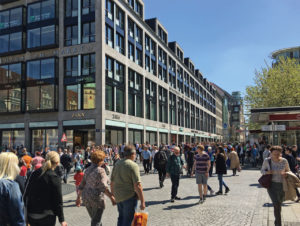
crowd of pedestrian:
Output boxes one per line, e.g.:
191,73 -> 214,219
0,141 -> 300,226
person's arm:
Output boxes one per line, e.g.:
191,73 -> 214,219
9,182 -> 25,226
134,182 -> 145,210
261,159 -> 271,175
51,174 -> 66,225
166,156 -> 171,177
206,160 -> 211,178
191,160 -> 196,176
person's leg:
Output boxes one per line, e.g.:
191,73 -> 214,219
203,184 -> 208,196
161,168 -> 166,185
146,159 -> 150,173
198,184 -> 203,199
170,174 -> 179,199
117,202 -> 124,226
217,174 -> 222,193
209,163 -> 213,177
86,205 -> 104,226
143,160 -> 147,173
121,197 -> 138,226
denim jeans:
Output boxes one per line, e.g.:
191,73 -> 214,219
217,174 -> 228,192
117,196 -> 137,226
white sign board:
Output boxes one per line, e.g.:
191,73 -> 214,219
261,125 -> 272,131
275,125 -> 286,131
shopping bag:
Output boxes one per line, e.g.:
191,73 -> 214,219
131,211 -> 148,226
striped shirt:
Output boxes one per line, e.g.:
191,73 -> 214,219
194,153 -> 210,174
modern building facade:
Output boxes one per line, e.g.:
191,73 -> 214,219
0,0 -> 218,152
271,46 -> 300,64
230,91 -> 245,142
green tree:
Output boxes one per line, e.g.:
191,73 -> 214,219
245,57 -> 300,109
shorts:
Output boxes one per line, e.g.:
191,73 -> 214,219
196,173 -> 208,185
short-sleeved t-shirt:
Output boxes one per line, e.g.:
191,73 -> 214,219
142,150 -> 151,160
111,159 -> 141,203
194,153 -> 210,174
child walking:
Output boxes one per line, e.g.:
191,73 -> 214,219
74,166 -> 84,195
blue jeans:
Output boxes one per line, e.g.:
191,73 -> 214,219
117,196 -> 137,226
217,174 -> 228,192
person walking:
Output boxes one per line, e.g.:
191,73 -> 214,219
141,146 -> 151,174
111,145 -> 145,226
191,145 -> 210,204
154,146 -> 168,188
32,151 -> 45,169
166,146 -> 185,203
0,152 -> 26,226
261,146 -> 290,226
76,151 -> 116,226
208,146 -> 215,177
60,149 -> 73,183
215,147 -> 230,195
186,147 -> 195,177
263,145 -> 271,161
229,148 -> 240,176
24,151 -> 67,226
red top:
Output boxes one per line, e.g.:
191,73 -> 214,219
74,172 -> 84,186
20,166 -> 27,177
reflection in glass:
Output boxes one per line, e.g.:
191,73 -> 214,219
26,86 -> 40,110
40,85 -> 54,109
0,89 -> 7,112
41,58 -> 55,79
0,34 -> 9,53
8,88 -> 21,112
116,89 -> 124,113
28,3 -> 41,23
10,8 -> 22,27
136,95 -> 143,117
41,25 -> 55,46
27,28 -> 40,48
66,85 -> 78,110
83,83 -> 95,109
128,93 -> 134,116
41,0 -> 55,20
2,130 -> 25,149
0,11 -> 9,29
0,65 -> 9,84
9,63 -> 22,83
105,84 -> 113,111
9,32 -> 22,51
27,60 -> 40,80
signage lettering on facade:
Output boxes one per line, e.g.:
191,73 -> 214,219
72,113 -> 85,118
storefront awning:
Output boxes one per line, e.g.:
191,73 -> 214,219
128,123 -> 144,130
30,121 -> 58,128
0,123 -> 24,129
64,119 -> 96,127
146,126 -> 157,132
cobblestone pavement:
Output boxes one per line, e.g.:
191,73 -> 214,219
57,166 -> 300,226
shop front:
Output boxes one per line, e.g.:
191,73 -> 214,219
159,129 -> 168,145
63,119 -> 96,150
105,120 -> 125,145
0,123 -> 25,150
128,124 -> 144,145
146,126 -> 157,145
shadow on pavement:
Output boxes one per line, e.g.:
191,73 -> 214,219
263,202 -> 293,207
146,200 -> 170,206
163,202 -> 199,210
249,183 -> 262,188
183,195 -> 215,200
143,187 -> 161,191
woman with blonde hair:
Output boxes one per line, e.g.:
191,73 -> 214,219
0,152 -> 26,226
24,151 -> 67,226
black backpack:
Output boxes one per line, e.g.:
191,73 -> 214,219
157,151 -> 167,166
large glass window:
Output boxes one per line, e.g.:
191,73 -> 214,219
27,25 -> 56,48
169,92 -> 176,125
0,63 -> 22,84
82,22 -> 95,44
116,33 -> 124,55
32,129 -> 58,152
105,0 -> 113,20
128,42 -> 134,61
136,49 -> 142,66
28,0 -> 55,23
82,53 -> 95,76
65,85 -> 79,110
65,83 -> 95,110
105,56 -> 125,114
145,79 -> 157,121
135,1 -> 143,17
0,32 -> 22,53
0,7 -> 22,30
128,69 -> 143,117
105,24 -> 114,47
26,85 -> 55,111
65,56 -> 78,77
116,6 -> 124,29
65,25 -> 78,46
1,130 -> 25,150
27,58 -> 55,81
0,88 -> 22,112
83,83 -> 95,109
128,17 -> 134,38
82,0 -> 95,15
135,25 -> 142,45
65,0 -> 78,17
159,86 -> 168,123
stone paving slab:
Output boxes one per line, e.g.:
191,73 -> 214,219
56,167 -> 300,226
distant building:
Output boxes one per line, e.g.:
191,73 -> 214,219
271,46 -> 300,64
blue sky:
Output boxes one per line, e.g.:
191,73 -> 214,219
143,0 -> 300,96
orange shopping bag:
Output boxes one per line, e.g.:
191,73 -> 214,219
131,211 -> 148,226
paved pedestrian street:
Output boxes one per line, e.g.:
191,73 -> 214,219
58,167 -> 300,226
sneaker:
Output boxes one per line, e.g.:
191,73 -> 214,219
174,196 -> 181,200
210,190 -> 215,196
171,198 -> 175,203
225,187 -> 230,194
216,191 -> 222,195
159,181 -> 163,188
203,195 -> 206,201
198,199 -> 203,204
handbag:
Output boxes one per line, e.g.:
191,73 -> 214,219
258,159 -> 272,189
131,211 -> 148,226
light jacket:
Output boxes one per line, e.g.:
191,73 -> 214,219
282,171 -> 300,201
229,151 -> 240,170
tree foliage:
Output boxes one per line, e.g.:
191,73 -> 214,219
245,57 -> 300,109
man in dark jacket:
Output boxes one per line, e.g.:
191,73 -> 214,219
60,149 -> 72,183
154,147 -> 168,188
166,147 -> 185,202
186,147 -> 195,177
